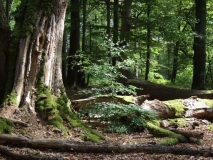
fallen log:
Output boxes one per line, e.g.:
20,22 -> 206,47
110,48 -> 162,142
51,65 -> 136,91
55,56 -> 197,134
121,78 -> 213,100
166,128 -> 204,139
71,95 -> 149,110
0,145 -> 58,160
72,95 -> 213,120
0,134 -> 212,156
141,98 -> 213,119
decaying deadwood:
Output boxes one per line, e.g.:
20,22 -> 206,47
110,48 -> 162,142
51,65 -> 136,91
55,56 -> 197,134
72,95 -> 149,110
142,99 -> 175,118
166,128 -> 204,139
141,98 -> 213,119
120,78 -> 213,100
0,145 -> 58,160
0,134 -> 212,156
72,95 -> 213,120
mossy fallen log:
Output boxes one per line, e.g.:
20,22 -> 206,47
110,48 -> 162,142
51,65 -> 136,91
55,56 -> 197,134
72,95 -> 213,120
71,95 -> 149,110
141,97 -> 213,119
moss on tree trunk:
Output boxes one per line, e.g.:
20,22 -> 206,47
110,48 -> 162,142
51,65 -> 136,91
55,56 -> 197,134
0,0 -> 104,142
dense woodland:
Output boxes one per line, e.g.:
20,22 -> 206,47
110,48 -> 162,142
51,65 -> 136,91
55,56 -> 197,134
0,0 -> 213,159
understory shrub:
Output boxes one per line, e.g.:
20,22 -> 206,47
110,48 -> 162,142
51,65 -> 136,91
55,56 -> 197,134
79,102 -> 157,133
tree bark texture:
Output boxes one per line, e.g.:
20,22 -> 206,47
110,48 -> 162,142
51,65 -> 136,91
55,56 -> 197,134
145,1 -> 151,81
120,0 -> 132,45
0,0 -> 69,118
192,0 -> 206,90
0,134 -> 212,156
0,0 -> 10,104
67,0 -> 83,88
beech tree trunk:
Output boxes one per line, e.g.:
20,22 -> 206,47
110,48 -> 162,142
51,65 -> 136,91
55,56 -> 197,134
0,0 -> 69,118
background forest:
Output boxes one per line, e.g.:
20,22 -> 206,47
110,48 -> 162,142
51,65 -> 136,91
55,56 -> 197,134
1,0 -> 211,92
54,0 -> 208,90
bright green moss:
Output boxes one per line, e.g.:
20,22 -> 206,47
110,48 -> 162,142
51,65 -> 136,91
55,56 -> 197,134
157,137 -> 179,146
35,79 -> 104,142
198,99 -> 213,108
163,100 -> 185,117
169,118 -> 187,127
3,92 -> 18,106
116,95 -> 135,103
49,117 -> 68,136
207,124 -> 213,131
146,121 -> 187,142
0,118 -> 13,134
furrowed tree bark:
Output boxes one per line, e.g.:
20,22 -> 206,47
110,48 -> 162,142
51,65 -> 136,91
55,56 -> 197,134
0,0 -> 103,142
0,134 -> 212,156
0,0 -> 69,118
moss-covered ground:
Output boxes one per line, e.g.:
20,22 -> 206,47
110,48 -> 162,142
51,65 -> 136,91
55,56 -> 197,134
0,118 -> 13,134
36,81 -> 104,142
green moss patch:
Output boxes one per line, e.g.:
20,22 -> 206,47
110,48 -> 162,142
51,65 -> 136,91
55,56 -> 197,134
168,118 -> 187,127
198,99 -> 213,108
36,81 -> 104,142
146,121 -> 187,144
3,91 -> 18,106
163,100 -> 184,117
116,96 -> 135,103
0,118 -> 13,134
157,137 -> 179,146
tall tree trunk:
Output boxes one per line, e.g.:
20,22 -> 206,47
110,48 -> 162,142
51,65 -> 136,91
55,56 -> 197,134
106,0 -> 111,61
62,28 -> 67,86
67,0 -> 81,88
112,0 -> 118,66
81,0 -> 87,86
0,0 -> 103,141
82,0 -> 87,53
6,0 -> 13,21
0,0 -> 69,118
145,1 -> 151,81
106,0 -> 110,40
166,43 -> 172,80
120,0 -> 132,47
0,0 -> 9,104
171,41 -> 180,83
191,0 -> 206,90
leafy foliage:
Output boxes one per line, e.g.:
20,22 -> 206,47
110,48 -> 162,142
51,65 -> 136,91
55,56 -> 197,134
75,38 -> 138,96
75,38 -> 157,133
79,102 -> 157,133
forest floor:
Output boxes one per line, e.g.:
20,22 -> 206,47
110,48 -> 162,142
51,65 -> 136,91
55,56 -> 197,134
1,116 -> 213,160
1,89 -> 213,159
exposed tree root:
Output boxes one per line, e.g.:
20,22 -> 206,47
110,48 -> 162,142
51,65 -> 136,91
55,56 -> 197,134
0,134 -> 212,157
